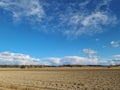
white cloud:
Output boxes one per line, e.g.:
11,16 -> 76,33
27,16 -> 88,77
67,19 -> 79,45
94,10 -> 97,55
97,55 -> 120,65
110,41 -> 120,48
0,0 -> 117,37
95,0 -> 112,11
0,52 -> 40,65
42,48 -> 98,65
64,56 -> 98,65
0,0 -> 45,21
79,0 -> 91,8
3,51 -> 119,65
43,56 -> 98,65
0,51 -> 99,65
43,57 -> 61,65
113,55 -> 120,60
109,55 -> 120,65
81,12 -> 109,26
83,49 -> 96,56
61,56 -> 86,65
60,0 -> 117,37
99,55 -> 120,65
82,49 -> 99,65
63,12 -> 116,36
99,60 -> 109,65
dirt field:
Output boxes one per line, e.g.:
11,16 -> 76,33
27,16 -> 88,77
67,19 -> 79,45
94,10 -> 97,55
0,67 -> 119,90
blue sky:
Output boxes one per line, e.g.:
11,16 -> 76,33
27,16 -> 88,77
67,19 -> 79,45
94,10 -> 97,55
0,0 -> 120,65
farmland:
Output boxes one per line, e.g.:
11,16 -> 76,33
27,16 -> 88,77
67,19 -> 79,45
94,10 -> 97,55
0,67 -> 119,90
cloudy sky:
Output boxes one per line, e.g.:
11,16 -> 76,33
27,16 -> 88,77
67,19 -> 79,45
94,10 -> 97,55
0,0 -> 120,65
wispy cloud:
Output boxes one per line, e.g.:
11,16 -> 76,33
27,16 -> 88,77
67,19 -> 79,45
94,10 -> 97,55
60,0 -> 117,37
102,45 -> 107,48
0,0 -> 45,21
81,12 -> 114,27
0,0 -> 118,37
110,41 -> 120,47
96,38 -> 100,42
0,52 -> 40,65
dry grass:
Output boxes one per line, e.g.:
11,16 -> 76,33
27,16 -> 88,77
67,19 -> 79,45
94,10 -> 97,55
0,67 -> 119,90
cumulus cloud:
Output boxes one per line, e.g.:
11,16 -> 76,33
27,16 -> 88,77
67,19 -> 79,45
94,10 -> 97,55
82,49 -> 99,65
99,60 -> 109,65
113,55 -> 120,60
63,56 -> 98,65
83,49 -> 96,56
108,55 -> 120,65
0,52 -> 40,65
42,49 -> 98,65
0,0 -> 45,21
43,57 -> 61,65
110,41 -> 120,48
43,56 -> 98,65
1,51 -> 118,66
0,51 -> 98,65
97,54 -> 120,65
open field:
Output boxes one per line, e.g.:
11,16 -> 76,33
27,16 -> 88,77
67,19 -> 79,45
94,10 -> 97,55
0,67 -> 119,90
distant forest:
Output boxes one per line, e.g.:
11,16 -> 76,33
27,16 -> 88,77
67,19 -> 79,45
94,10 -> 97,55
0,64 -> 119,68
